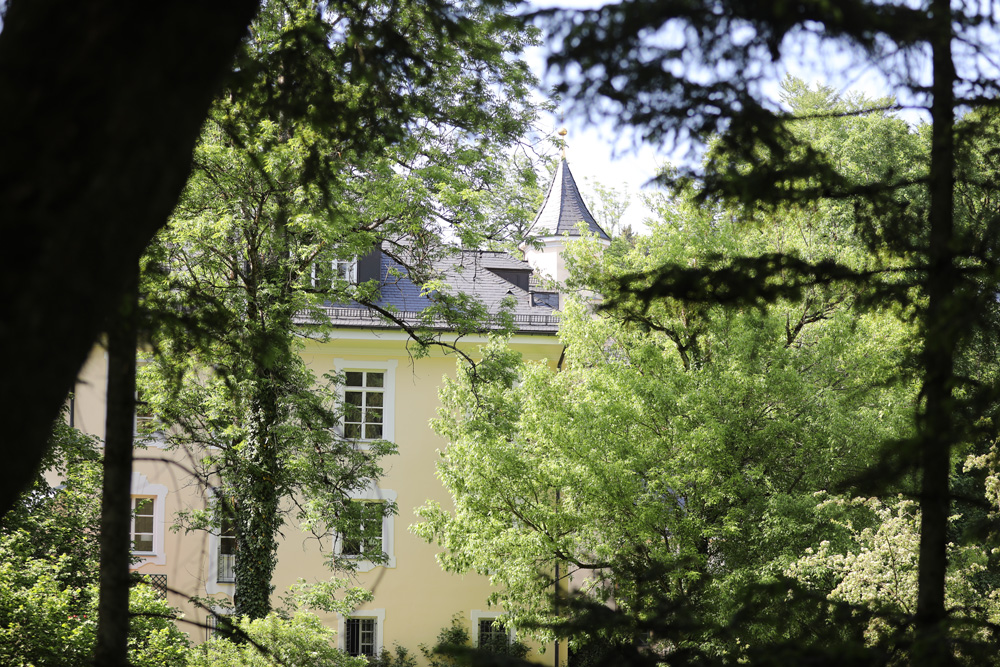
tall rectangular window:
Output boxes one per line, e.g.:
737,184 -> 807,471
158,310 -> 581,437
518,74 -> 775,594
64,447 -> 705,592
218,514 -> 236,583
335,259 -> 356,282
342,501 -> 384,558
135,386 -> 154,429
345,617 -> 377,657
343,371 -> 384,440
131,497 -> 155,553
206,613 -> 234,642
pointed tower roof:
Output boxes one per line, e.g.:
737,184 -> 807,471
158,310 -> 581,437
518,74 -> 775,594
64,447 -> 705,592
529,158 -> 611,241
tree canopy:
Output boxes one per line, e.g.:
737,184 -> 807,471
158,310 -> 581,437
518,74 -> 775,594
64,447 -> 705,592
417,82 -> 1000,663
138,0 -> 548,619
529,1 -> 1000,662
0,414 -> 191,666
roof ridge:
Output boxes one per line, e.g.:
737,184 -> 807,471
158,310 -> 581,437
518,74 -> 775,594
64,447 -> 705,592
459,248 -> 521,257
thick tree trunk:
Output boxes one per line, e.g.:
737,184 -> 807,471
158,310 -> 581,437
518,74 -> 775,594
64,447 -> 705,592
915,1 -> 956,664
95,270 -> 138,667
232,390 -> 282,620
0,0 -> 258,519
232,286 -> 285,620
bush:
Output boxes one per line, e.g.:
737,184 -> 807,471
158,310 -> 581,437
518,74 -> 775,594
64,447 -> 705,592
0,534 -> 190,667
188,611 -> 365,667
128,583 -> 191,667
0,537 -> 96,666
368,644 -> 418,667
421,615 -> 530,667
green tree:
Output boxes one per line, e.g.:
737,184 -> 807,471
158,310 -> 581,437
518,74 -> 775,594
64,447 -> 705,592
189,612 -> 364,667
140,0 -> 545,621
0,409 -> 103,580
536,1 -> 1000,660
416,94 -> 921,655
0,415 -> 190,666
786,495 -> 999,649
582,179 -> 632,239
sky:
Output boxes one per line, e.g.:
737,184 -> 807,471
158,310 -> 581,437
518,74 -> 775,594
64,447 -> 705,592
521,1 -> 938,233
525,47 -> 667,233
521,0 -> 670,233
524,45 -> 906,233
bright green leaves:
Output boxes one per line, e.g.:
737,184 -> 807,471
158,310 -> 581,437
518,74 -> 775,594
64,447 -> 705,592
141,0 -> 547,621
0,421 -> 189,667
189,611 -> 365,667
416,103 -> 920,647
339,502 -> 388,558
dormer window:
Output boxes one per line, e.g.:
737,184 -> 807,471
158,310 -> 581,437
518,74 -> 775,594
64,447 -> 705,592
312,258 -> 357,288
486,268 -> 531,291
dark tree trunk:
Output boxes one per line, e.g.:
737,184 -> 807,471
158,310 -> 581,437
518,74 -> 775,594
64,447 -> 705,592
94,269 -> 138,667
0,0 -> 258,519
915,1 -> 957,663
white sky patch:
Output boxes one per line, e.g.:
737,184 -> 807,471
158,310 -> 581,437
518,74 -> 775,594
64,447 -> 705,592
519,0 -> 983,234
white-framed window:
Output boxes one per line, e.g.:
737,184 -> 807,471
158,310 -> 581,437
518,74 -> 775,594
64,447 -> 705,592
343,371 -> 384,440
217,513 -> 236,584
134,357 -> 155,434
334,487 -> 397,573
338,609 -> 385,658
206,606 -> 235,642
479,618 -> 509,649
312,258 -> 357,288
341,501 -> 385,557
131,497 -> 155,553
206,489 -> 237,594
335,359 -> 396,443
346,617 -> 377,657
134,358 -> 168,448
134,386 -> 154,431
130,473 -> 167,566
471,611 -> 514,650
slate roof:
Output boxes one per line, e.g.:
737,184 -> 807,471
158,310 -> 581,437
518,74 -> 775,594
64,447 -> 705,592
310,246 -> 560,335
528,159 -> 611,241
303,159 -> 611,336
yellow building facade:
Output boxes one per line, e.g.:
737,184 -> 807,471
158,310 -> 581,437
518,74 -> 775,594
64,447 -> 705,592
67,158 -> 609,665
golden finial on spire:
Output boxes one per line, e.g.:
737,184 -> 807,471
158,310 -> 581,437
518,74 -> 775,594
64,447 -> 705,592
558,127 -> 568,159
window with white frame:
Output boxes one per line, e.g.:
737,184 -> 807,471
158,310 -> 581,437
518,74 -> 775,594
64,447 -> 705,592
334,487 -> 397,573
134,386 -> 154,431
206,609 -> 235,642
217,513 -> 236,584
341,501 -> 385,558
339,609 -> 385,657
134,359 -> 156,434
206,491 -> 237,594
343,371 -> 384,440
131,497 -> 155,553
130,473 -> 167,566
471,611 -> 514,651
312,258 -> 357,288
479,618 -> 509,649
335,359 -> 396,443
346,617 -> 377,657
